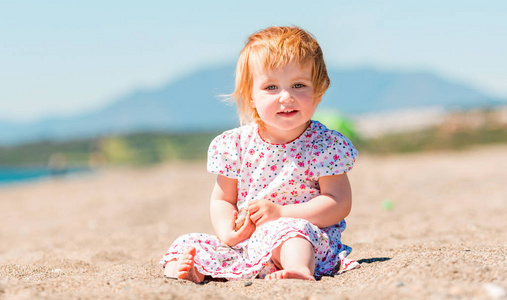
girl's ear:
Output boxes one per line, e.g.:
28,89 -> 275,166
314,95 -> 323,105
250,99 -> 256,108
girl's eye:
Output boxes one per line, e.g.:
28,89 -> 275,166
293,83 -> 305,88
266,85 -> 277,90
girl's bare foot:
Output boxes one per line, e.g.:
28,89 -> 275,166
164,247 -> 204,283
264,269 -> 315,281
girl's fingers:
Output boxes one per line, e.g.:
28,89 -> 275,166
247,204 -> 257,213
238,218 -> 252,234
249,212 -> 260,224
245,212 -> 255,228
256,215 -> 267,226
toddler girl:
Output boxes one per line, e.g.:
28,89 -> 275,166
160,26 -> 359,282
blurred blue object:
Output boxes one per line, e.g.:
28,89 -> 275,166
0,167 -> 91,186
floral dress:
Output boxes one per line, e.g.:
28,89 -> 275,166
160,120 -> 360,279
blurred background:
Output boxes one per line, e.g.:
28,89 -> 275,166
1,0 -> 506,184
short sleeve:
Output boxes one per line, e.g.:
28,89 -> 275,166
207,130 -> 242,178
310,131 -> 358,178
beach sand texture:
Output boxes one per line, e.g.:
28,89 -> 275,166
1,145 -> 506,299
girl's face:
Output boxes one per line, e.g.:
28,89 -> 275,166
251,61 -> 321,144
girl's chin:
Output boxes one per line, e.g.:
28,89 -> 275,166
265,121 -> 310,134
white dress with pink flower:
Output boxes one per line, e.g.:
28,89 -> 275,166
160,120 -> 360,279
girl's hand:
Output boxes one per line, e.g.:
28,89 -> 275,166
222,210 -> 256,247
248,200 -> 282,226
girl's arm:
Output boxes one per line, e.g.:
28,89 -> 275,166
210,174 -> 256,246
248,173 -> 352,228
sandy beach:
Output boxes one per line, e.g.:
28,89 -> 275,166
1,145 -> 506,299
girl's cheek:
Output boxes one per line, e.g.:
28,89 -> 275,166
296,90 -> 313,97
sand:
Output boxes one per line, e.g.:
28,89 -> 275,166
0,145 -> 506,299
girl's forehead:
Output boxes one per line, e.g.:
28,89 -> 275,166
250,60 -> 313,78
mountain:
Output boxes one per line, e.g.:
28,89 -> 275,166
0,65 -> 505,145
322,68 -> 503,113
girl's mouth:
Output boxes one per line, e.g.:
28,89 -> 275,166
277,110 -> 298,117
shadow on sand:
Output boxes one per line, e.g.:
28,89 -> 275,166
357,257 -> 391,264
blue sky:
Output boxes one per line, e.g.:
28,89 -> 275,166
1,0 -> 506,122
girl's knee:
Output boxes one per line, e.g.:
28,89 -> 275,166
284,236 -> 314,250
272,236 -> 313,264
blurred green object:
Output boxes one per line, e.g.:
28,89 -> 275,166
313,110 -> 359,141
101,137 -> 138,165
381,199 -> 395,211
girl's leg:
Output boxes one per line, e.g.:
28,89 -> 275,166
163,247 -> 205,283
266,236 -> 316,280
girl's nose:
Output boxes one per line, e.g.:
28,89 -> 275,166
279,89 -> 294,103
